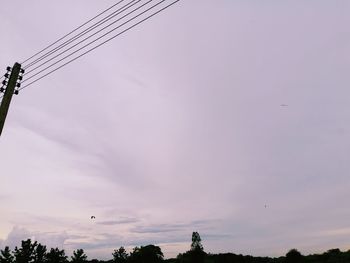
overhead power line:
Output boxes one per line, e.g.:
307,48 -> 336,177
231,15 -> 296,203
18,0 -> 180,93
24,0 -> 156,76
23,0 -> 142,69
22,0 -> 172,83
21,0 -> 126,65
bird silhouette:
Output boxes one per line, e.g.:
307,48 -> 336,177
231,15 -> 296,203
91,216 -> 95,219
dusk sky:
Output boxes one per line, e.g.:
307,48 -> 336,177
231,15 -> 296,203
1,0 -> 350,260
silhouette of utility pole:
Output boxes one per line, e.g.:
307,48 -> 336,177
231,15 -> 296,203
0,62 -> 22,136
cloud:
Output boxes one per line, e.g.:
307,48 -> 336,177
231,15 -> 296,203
132,226 -> 176,235
64,232 -> 188,252
201,233 -> 233,240
64,220 -> 220,255
2,226 -> 31,248
130,220 -> 218,234
0,194 -> 10,200
97,217 -> 139,225
2,0 -> 350,260
316,228 -> 350,238
1,226 -> 78,250
32,231 -> 70,250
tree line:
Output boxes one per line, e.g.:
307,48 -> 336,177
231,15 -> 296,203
1,232 -> 350,263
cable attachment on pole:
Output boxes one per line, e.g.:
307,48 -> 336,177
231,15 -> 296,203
0,80 -> 6,93
14,69 -> 25,95
0,66 -> 12,93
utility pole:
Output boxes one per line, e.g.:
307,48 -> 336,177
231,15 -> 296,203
0,62 -> 22,136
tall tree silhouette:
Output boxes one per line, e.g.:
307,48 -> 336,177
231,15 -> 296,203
190,232 -> 203,251
0,247 -> 14,263
189,232 -> 205,263
71,249 -> 87,263
112,247 -> 128,263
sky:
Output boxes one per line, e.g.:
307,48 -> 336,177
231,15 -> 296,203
1,0 -> 350,260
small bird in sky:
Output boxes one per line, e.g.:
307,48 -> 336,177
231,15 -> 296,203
280,104 -> 288,107
91,216 -> 96,219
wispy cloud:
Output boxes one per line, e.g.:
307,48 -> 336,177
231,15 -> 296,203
0,194 -> 10,201
97,217 -> 139,225
130,219 -> 218,234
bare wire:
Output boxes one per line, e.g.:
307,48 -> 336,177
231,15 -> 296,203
23,0 -> 141,69
22,0 -> 163,83
24,0 -> 152,75
21,0 -> 126,64
18,0 -> 180,92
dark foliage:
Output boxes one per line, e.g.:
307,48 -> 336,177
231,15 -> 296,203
33,244 -> 46,263
0,247 -> 14,263
190,232 -> 203,252
71,249 -> 87,263
1,234 -> 350,263
13,239 -> 37,263
176,232 -> 206,263
112,247 -> 128,263
128,245 -> 163,263
46,248 -> 68,263
285,249 -> 303,263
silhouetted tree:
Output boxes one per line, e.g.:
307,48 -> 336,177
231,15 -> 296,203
285,249 -> 303,263
190,232 -> 203,251
71,249 -> 87,263
33,244 -> 47,263
129,245 -> 163,263
13,239 -> 38,263
46,248 -> 67,263
322,248 -> 342,263
175,253 -> 190,263
177,232 -> 206,263
112,247 -> 128,263
9,236 -> 350,263
189,232 -> 205,263
0,247 -> 14,263
128,247 -> 140,263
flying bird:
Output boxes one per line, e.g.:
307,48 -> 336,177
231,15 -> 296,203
91,216 -> 96,219
280,104 -> 288,107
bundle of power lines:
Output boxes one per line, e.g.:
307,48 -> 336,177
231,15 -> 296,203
15,0 -> 180,93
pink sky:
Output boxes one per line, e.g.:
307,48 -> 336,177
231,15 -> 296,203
1,0 -> 350,259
